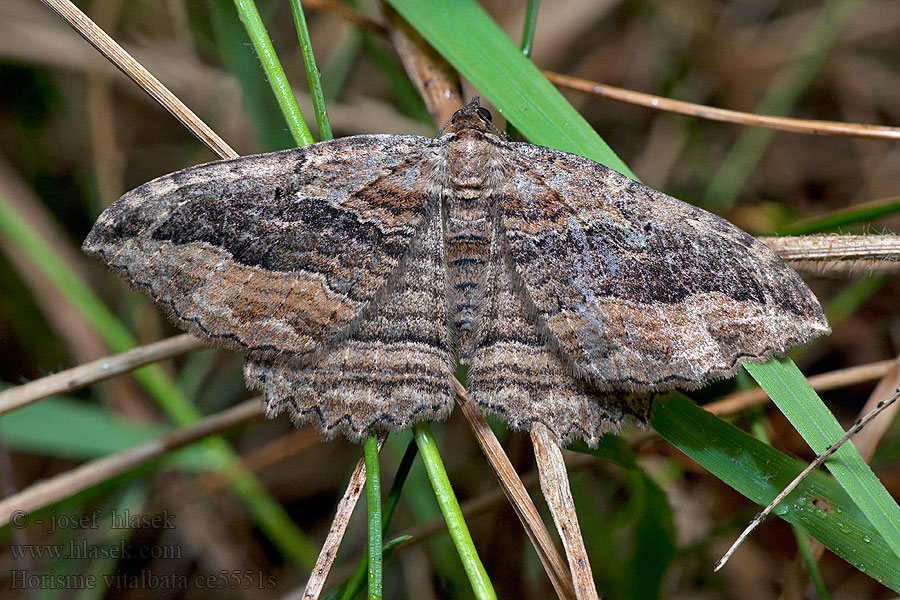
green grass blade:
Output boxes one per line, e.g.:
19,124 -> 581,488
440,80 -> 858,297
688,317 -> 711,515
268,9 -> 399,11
0,396 -> 171,459
231,0 -> 313,146
363,435 -> 383,599
744,359 -> 900,560
386,0 -> 634,178
519,0 -> 540,57
207,0 -> 297,152
383,438 -> 418,528
289,0 -> 333,141
654,392 -> 900,590
775,196 -> 900,235
414,422 -> 496,600
339,440 -> 418,600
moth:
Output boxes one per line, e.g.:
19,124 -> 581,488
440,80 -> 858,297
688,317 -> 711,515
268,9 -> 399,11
84,98 -> 829,446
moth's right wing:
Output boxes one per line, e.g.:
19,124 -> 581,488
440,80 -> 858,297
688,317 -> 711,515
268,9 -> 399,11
84,135 -> 439,363
497,142 -> 829,393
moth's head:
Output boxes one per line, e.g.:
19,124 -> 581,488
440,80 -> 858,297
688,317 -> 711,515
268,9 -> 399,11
442,97 -> 502,137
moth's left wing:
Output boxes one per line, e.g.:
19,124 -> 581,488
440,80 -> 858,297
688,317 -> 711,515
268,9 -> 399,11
245,203 -> 455,442
84,135 -> 438,364
499,142 -> 829,393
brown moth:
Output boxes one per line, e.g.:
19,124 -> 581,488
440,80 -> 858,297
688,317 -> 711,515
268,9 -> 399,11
84,98 -> 829,446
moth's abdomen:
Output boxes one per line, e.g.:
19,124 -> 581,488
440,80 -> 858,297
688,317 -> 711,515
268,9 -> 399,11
440,131 -> 506,360
445,197 -> 492,359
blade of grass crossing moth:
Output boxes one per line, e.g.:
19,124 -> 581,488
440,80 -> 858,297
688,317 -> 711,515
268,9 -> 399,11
385,0 -> 634,178
744,359 -> 900,561
363,434 -> 383,599
231,0 -> 314,145
0,194 -> 318,565
413,422 -> 496,600
653,393 -> 900,590
289,0 -> 332,140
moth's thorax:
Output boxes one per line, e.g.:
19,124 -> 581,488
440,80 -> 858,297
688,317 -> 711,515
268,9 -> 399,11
442,129 -> 506,358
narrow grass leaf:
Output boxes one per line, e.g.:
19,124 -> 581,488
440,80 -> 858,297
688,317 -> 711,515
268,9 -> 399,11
289,0 -> 332,141
414,422 -> 496,600
792,526 -> 833,600
231,0 -> 313,146
207,0 -> 297,151
775,196 -> 900,235
745,358 -> 900,561
654,392 -> 900,589
363,434 -> 383,599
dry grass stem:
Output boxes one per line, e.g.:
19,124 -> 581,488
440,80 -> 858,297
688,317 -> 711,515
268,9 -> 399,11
780,357 -> 900,594
302,435 -> 385,600
38,0 -> 237,159
715,384 -> 900,572
846,357 -> 900,463
706,358 -> 898,416
0,399 -> 261,524
762,235 -> 900,274
532,424 -> 599,600
453,379 -> 577,600
0,333 -> 204,415
544,71 -> 900,141
384,3 -> 462,128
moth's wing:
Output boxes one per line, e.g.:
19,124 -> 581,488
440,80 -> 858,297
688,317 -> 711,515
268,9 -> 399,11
468,222 -> 653,447
245,204 -> 455,441
500,143 -> 830,392
84,134 -> 438,363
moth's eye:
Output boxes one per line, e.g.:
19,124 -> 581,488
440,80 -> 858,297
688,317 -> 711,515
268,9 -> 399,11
476,107 -> 493,123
